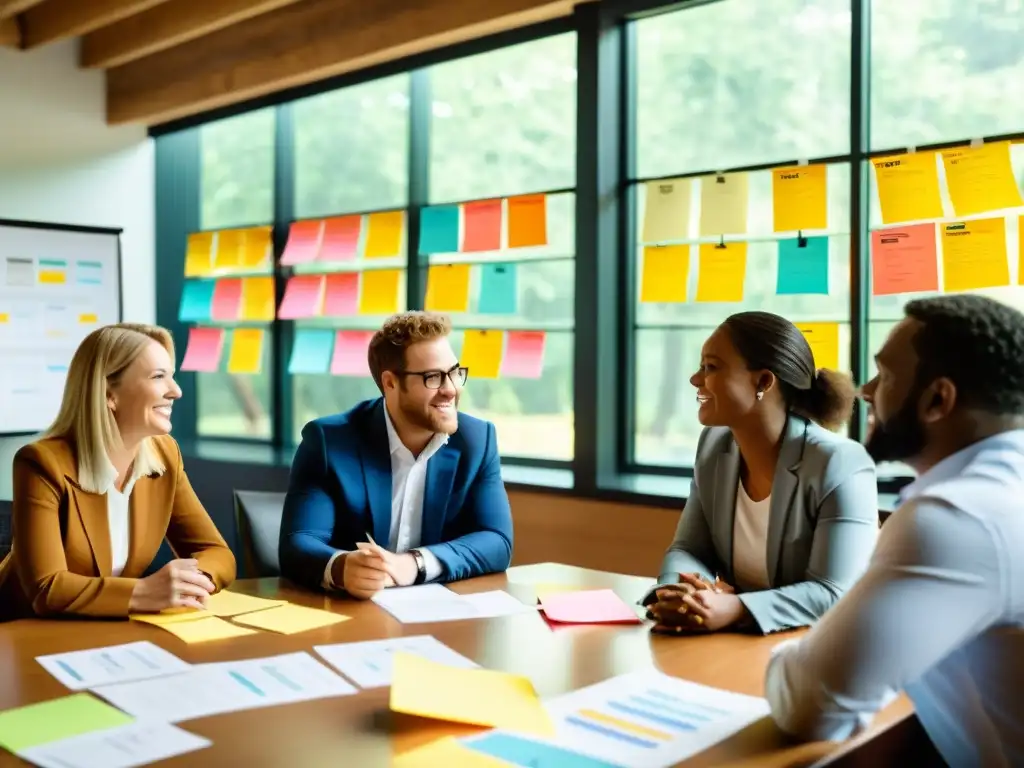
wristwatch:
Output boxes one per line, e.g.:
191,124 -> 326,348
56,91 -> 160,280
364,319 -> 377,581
410,549 -> 427,585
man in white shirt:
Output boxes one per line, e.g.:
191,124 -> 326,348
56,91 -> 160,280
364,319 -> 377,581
766,294 -> 1024,767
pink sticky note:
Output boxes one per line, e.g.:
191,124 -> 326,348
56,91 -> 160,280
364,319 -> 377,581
179,327 -> 224,373
280,220 -> 323,265
539,589 -> 641,625
330,330 -> 373,376
500,331 -> 546,378
323,273 -> 360,317
211,278 -> 243,321
278,275 -> 324,319
320,215 -> 362,261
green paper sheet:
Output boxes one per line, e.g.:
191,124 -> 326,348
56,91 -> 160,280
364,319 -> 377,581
0,693 -> 132,752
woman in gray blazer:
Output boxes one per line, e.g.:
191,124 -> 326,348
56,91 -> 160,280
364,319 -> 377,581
647,311 -> 878,636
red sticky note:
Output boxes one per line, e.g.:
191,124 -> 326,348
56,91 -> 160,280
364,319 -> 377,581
323,273 -> 360,317
330,330 -> 373,376
320,215 -> 362,261
500,331 -> 545,379
278,275 -> 324,319
507,194 -> 548,248
179,327 -> 224,373
462,200 -> 502,252
539,589 -> 641,625
211,278 -> 243,321
280,220 -> 323,265
871,223 -> 939,296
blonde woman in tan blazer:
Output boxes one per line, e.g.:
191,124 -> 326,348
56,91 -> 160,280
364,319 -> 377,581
0,323 -> 235,621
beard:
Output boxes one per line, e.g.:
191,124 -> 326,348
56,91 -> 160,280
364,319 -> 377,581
398,390 -> 459,435
864,384 -> 927,464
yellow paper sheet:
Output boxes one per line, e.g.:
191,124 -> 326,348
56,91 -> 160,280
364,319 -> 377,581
205,590 -> 287,617
642,178 -> 691,243
240,276 -> 275,321
639,245 -> 689,303
941,218 -> 1010,292
185,232 -> 213,277
941,141 -> 1024,217
695,242 -> 747,302
365,211 -> 405,258
153,616 -> 258,643
772,165 -> 828,232
232,604 -> 350,635
425,264 -> 472,312
460,330 -> 504,379
390,652 -> 553,736
393,738 -> 511,768
698,173 -> 749,235
214,229 -> 244,270
507,194 -> 548,248
130,609 -> 209,626
242,226 -> 272,268
795,322 -> 840,371
872,151 -> 944,224
227,328 -> 265,374
359,269 -> 402,314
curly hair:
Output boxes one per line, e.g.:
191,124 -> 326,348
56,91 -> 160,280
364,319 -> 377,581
367,311 -> 452,392
904,294 -> 1024,415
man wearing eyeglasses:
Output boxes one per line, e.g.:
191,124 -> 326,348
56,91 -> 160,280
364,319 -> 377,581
278,311 -> 513,599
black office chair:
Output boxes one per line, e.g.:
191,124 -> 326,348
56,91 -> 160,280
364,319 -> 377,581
233,489 -> 286,578
0,499 -> 11,560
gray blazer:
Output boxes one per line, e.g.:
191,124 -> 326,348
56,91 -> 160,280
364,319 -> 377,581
657,415 -> 879,634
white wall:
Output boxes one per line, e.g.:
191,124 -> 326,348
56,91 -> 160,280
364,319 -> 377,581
0,39 -> 155,498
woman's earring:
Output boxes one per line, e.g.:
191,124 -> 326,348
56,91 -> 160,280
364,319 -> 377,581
756,391 -> 764,401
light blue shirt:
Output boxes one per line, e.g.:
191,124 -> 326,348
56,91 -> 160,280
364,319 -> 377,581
765,430 -> 1024,768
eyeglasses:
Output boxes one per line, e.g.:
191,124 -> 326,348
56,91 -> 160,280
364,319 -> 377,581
397,365 -> 469,390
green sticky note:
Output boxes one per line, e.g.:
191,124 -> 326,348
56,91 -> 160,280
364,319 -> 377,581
0,693 -> 132,752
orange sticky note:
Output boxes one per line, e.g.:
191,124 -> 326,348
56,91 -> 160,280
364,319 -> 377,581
323,272 -> 359,316
871,224 -> 938,296
507,194 -> 548,248
772,164 -> 828,232
365,211 -> 404,258
695,242 -> 747,302
425,264 -> 471,312
227,328 -> 265,374
640,245 -> 689,303
240,276 -> 275,321
358,269 -> 401,315
538,589 -> 641,625
185,232 -> 213,277
321,215 -> 362,261
281,220 -> 323,265
460,330 -> 503,379
462,200 -> 502,252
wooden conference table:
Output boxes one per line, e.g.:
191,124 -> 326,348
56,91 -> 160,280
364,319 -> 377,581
0,563 -> 911,767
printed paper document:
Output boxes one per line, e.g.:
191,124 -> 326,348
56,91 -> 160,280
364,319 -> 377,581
19,722 -> 210,768
35,641 -> 191,691
314,635 -> 478,688
372,584 -> 534,623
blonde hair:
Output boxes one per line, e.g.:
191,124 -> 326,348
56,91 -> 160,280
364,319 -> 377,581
45,323 -> 174,492
368,311 -> 452,392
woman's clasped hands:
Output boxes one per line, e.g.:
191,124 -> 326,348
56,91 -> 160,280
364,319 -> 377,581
647,572 -> 749,634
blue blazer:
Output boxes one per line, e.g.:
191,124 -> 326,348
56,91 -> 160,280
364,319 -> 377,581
278,398 -> 513,591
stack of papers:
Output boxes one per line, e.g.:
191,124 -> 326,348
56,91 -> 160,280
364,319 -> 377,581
372,584 -> 536,623
314,635 -> 478,688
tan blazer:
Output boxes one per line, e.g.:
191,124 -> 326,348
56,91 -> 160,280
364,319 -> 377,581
0,435 -> 235,621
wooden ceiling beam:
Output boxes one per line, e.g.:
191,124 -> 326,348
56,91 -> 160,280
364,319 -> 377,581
20,0 -> 170,49
107,0 -> 577,126
0,14 -> 19,47
0,0 -> 44,21
81,0 -> 304,70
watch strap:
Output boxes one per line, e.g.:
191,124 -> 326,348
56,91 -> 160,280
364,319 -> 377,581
410,549 -> 427,585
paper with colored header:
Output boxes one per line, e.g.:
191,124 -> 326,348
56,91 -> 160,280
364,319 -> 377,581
464,731 -> 621,768
240,276 -> 275,321
0,694 -> 133,753
151,616 -> 258,643
796,322 -> 840,371
420,205 -> 460,254
178,279 -> 215,322
289,329 -> 334,374
642,178 -> 691,243
227,328 -> 265,374
477,263 -> 518,314
35,641 -> 191,691
324,272 -> 360,316
321,215 -> 362,261
870,223 -> 938,296
508,194 -> 548,248
776,236 -> 829,295
941,218 -> 1010,292
500,331 -> 545,379
281,220 -> 323,265
331,330 -> 373,376
772,164 -> 828,232
696,242 -> 746,302
941,141 -> 1023,217
232,604 -> 350,635
185,232 -> 213,277
390,652 -> 553,736
213,229 -> 244,270
179,327 -> 224,373
18,721 -> 211,768
699,173 -> 749,235
365,211 -> 404,258
872,151 -> 944,224
359,269 -> 401,314
242,226 -> 272,268
463,199 -> 502,252
425,264 -> 471,312
396,738 -> 511,768
461,330 -> 503,379
539,589 -> 641,625
314,635 -> 479,689
211,277 -> 242,320
278,274 -> 324,319
640,245 -> 689,303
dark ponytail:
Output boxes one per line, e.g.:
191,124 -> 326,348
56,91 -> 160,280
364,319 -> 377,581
790,368 -> 857,432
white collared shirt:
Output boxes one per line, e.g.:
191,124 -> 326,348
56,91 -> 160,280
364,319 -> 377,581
91,456 -> 154,576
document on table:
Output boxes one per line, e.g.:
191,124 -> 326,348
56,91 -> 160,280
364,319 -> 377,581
35,641 -> 191,691
461,590 -> 537,618
314,634 -> 479,688
93,652 -> 357,723
18,722 -> 211,768
372,584 -> 535,623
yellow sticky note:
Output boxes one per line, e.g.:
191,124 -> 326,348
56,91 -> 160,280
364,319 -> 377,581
461,330 -> 504,379
185,232 -> 213,277
359,269 -> 401,315
214,229 -> 244,270
941,218 -> 1010,292
507,194 -> 548,248
699,173 -> 749,235
78,313 -> 98,324
204,590 -> 286,617
153,616 -> 257,643
38,270 -> 66,285
872,152 -> 944,224
227,328 -> 265,374
0,314 -> 9,323
941,141 -> 1024,217
365,211 -> 404,258
394,738 -> 511,768
772,165 -> 828,232
640,245 -> 689,303
231,604 -> 349,635
240,276 -> 275,321
390,652 -> 553,736
425,264 -> 472,312
642,178 -> 691,243
242,226 -> 272,268
696,242 -> 747,302
796,322 -> 840,371
130,609 -> 209,626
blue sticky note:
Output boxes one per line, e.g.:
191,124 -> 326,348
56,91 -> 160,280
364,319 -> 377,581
288,329 -> 334,374
776,236 -> 829,295
477,263 -> 518,314
178,280 -> 215,322
463,732 -> 619,768
419,205 -> 460,254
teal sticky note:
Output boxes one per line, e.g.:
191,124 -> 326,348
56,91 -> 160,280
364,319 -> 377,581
777,236 -> 829,295
179,279 -> 215,322
288,329 -> 334,374
477,263 -> 518,314
419,205 -> 460,254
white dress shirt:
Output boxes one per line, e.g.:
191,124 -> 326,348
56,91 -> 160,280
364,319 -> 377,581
323,408 -> 446,589
765,430 -> 1024,767
91,455 -> 154,576
732,482 -> 771,592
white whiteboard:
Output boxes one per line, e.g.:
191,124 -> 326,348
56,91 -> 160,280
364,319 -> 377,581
0,221 -> 122,435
